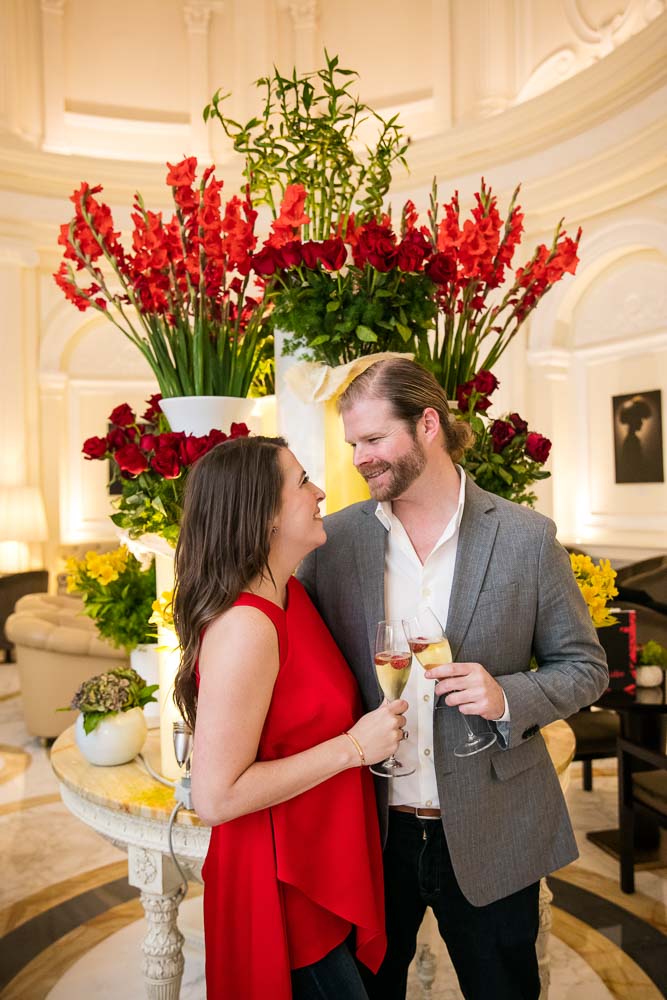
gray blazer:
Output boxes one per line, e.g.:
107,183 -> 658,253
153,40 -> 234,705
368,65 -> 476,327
297,477 -> 608,906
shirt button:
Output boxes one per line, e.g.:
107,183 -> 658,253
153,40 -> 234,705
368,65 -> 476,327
425,799 -> 432,807
423,694 -> 430,702
424,748 -> 431,756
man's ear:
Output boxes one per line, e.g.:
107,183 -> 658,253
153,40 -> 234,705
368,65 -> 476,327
421,407 -> 442,442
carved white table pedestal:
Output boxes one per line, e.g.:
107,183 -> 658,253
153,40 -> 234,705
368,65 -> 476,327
52,727 -> 210,1000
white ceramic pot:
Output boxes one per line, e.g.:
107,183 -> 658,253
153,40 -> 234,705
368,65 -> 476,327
75,706 -> 147,766
130,643 -> 160,726
159,395 -> 261,436
635,664 -> 664,688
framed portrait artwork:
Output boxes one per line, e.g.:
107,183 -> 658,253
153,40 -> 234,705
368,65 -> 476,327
612,389 -> 664,484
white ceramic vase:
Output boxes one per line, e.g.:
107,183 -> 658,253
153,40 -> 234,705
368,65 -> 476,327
130,643 -> 160,726
159,395 -> 261,436
75,706 -> 147,766
635,664 -> 664,688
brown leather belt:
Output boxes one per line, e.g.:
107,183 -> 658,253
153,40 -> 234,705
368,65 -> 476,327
390,805 -> 441,819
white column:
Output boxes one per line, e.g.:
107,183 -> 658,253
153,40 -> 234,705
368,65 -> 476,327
527,349 -> 571,527
288,0 -> 318,74
128,846 -> 186,1000
430,0 -> 453,131
183,1 -> 224,161
40,0 -> 68,152
476,0 -> 515,117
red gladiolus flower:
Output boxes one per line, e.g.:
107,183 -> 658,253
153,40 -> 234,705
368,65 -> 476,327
151,447 -> 181,479
490,420 -> 516,453
525,432 -> 552,464
109,403 -> 136,427
268,185 -> 310,248
82,436 -> 108,460
508,412 -> 528,434
115,443 -> 149,476
473,370 -> 499,396
166,157 -> 198,188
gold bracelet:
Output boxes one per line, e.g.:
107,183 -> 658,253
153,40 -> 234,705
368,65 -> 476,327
343,731 -> 366,766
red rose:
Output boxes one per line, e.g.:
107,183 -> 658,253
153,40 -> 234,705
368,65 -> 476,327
396,232 -> 429,272
180,435 -> 211,466
207,429 -> 228,447
525,432 -> 552,464
278,241 -> 303,268
115,442 -> 149,475
508,412 -> 528,434
353,221 -> 397,272
317,238 -> 347,271
151,447 -> 182,479
473,370 -> 499,396
109,403 -> 136,427
300,241 -> 321,269
456,380 -> 492,413
82,436 -> 108,460
140,433 -> 157,452
106,428 -> 128,451
251,246 -> 280,276
229,422 -> 250,438
425,252 -> 456,285
157,432 -> 186,450
141,394 -> 163,423
490,420 -> 516,453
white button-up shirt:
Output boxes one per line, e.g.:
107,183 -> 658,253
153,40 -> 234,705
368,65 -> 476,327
377,468 -> 467,809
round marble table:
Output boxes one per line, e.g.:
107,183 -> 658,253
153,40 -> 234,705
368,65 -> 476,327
52,720 -> 574,1000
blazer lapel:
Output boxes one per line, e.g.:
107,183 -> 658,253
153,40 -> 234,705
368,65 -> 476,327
447,478 -> 499,660
353,501 -> 386,663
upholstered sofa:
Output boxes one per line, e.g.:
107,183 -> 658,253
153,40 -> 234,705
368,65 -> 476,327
0,570 -> 49,661
5,593 -> 127,740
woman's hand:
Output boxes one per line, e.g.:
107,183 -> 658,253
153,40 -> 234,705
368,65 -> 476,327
347,699 -> 408,766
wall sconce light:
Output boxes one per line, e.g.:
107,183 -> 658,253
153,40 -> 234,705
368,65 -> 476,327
0,485 -> 48,573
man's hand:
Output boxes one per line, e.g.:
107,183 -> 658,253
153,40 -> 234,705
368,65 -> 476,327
424,662 -> 505,720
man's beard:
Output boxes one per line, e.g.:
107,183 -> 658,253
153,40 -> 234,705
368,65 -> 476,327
360,438 -> 427,501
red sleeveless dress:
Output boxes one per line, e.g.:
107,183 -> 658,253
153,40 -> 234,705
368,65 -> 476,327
199,576 -> 386,999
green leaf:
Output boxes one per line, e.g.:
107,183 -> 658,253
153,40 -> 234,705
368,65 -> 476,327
326,299 -> 340,312
309,335 -> 331,346
356,325 -> 378,343
82,710 -> 112,735
395,322 -> 412,341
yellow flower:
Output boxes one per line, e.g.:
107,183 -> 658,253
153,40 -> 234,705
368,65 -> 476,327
150,590 -> 174,630
569,552 -> 618,629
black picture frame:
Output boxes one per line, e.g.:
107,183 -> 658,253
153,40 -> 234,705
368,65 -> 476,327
612,389 -> 664,484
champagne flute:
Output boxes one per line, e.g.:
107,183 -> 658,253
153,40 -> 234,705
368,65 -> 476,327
403,607 -> 497,758
370,620 -> 415,778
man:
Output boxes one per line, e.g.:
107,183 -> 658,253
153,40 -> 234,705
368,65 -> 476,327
298,358 -> 608,1000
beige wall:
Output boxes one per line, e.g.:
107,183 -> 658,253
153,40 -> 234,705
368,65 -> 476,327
0,1 -> 665,580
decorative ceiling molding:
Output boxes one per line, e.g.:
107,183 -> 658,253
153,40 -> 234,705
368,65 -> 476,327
183,0 -> 224,34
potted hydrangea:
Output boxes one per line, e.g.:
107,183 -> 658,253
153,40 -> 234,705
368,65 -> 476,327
636,640 -> 667,688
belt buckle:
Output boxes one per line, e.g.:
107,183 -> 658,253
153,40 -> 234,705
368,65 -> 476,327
414,807 -> 440,820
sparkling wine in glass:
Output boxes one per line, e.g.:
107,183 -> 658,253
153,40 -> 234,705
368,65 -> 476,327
403,607 -> 497,758
370,620 -> 415,778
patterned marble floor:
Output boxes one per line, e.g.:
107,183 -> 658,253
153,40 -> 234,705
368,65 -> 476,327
0,663 -> 665,999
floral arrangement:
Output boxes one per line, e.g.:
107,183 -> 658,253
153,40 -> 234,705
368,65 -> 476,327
82,394 -> 250,544
65,546 -> 157,651
569,553 -> 618,628
250,188 -> 438,364
150,590 -> 175,632
54,158 -> 273,398
64,666 -> 158,735
454,370 -> 552,507
415,180 -> 581,397
638,640 -> 667,669
205,51 -> 408,240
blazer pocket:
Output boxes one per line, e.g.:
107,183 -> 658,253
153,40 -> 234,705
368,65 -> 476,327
490,733 -> 547,781
476,581 -> 519,608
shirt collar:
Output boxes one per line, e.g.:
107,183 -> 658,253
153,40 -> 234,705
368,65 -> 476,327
375,465 -> 466,536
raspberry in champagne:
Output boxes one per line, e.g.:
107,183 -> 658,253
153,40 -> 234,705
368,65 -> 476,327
374,651 -> 411,700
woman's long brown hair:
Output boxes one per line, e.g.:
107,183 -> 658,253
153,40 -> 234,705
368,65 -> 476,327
173,435 -> 287,730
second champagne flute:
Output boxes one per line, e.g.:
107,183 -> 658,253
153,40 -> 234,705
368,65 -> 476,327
370,620 -> 415,778
403,607 -> 497,758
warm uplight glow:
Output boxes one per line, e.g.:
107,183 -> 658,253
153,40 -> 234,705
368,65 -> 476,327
0,485 -> 48,572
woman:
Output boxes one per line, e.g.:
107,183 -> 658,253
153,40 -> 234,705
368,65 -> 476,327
173,435 -> 407,999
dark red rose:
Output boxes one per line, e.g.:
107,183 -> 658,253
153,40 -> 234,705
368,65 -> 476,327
157,432 -> 186,449
278,241 -> 303,268
508,412 -> 528,434
141,394 -> 163,422
473,370 -> 499,395
106,428 -> 128,451
300,241 -> 321,269
251,246 -> 280,276
396,232 -> 429,272
490,420 -> 516,453
456,380 -> 492,413
525,432 -> 552,464
82,436 -> 108,460
353,221 -> 397,272
151,447 -> 181,479
140,433 -> 157,452
109,403 -> 136,427
114,442 -> 149,475
206,429 -> 228,447
229,422 -> 250,438
425,252 -> 456,285
180,435 -> 211,466
318,237 -> 346,271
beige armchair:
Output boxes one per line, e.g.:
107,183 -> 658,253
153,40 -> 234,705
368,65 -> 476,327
6,593 -> 127,740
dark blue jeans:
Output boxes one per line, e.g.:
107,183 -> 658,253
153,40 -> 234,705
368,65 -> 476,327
358,810 -> 540,1000
291,938 -> 369,1000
